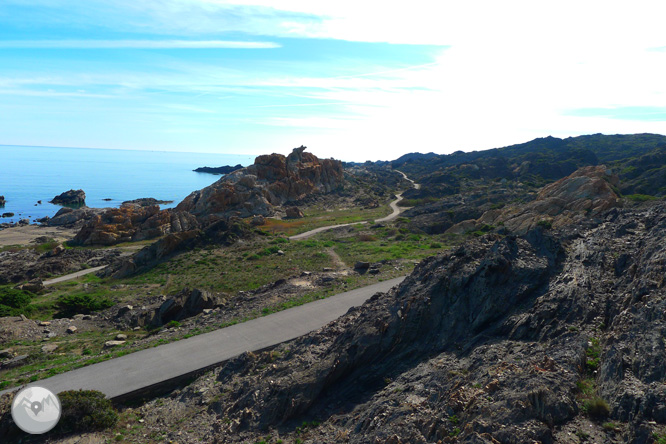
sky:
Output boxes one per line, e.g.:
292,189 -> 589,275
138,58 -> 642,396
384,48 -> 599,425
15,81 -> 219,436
1,1 -> 666,162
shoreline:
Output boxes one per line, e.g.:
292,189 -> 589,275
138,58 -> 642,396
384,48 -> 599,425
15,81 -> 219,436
0,225 -> 78,247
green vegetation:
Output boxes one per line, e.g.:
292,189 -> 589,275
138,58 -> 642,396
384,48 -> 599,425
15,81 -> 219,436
582,396 -> 610,418
55,390 -> 118,434
625,193 -> 659,202
56,293 -> 114,316
537,219 -> 553,229
586,337 -> 601,372
0,287 -> 33,317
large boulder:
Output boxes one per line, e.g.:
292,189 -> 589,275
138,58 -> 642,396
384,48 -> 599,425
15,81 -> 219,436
285,206 -> 304,219
150,288 -> 218,327
48,207 -> 105,227
50,189 -> 86,206
0,196 -> 5,206
72,205 -> 198,246
177,146 -> 343,223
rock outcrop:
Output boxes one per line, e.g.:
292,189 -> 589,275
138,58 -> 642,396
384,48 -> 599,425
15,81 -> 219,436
50,189 -> 86,206
121,198 -> 174,207
0,196 -> 5,206
447,165 -> 621,234
193,164 -> 243,175
177,146 -> 343,222
72,204 -> 198,246
284,206 -> 304,219
47,207 -> 105,227
104,218 -> 251,278
149,288 -> 218,327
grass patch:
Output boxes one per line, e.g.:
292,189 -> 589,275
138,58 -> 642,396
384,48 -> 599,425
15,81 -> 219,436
625,193 -> 659,202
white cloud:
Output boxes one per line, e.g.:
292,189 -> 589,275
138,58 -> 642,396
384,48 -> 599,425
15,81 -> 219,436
0,40 -> 280,49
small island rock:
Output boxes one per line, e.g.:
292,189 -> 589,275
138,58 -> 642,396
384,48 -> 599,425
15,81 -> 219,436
50,189 -> 86,206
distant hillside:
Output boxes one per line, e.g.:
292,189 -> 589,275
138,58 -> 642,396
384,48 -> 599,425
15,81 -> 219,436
392,133 -> 666,198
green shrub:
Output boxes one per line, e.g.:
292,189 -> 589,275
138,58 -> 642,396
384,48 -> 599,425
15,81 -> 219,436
537,219 -> 553,229
583,396 -> 610,418
429,242 -> 442,249
55,390 -> 118,434
56,293 -> 114,315
0,287 -> 32,308
626,194 -> 658,202
166,320 -> 181,328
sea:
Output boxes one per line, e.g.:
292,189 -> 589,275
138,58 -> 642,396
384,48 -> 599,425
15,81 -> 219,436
0,145 -> 256,225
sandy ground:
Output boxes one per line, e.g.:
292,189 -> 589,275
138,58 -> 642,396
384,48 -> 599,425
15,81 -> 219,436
0,225 -> 78,247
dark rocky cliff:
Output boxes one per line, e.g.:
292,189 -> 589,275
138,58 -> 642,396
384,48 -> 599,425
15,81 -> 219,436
185,201 -> 666,443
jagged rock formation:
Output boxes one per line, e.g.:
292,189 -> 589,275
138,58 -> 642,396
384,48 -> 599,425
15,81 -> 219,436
149,288 -> 218,327
176,146 -> 343,222
49,189 -> 86,206
72,204 -> 198,246
103,218 -> 251,278
0,196 -> 5,206
47,207 -> 105,227
151,200 -> 666,443
447,165 -> 621,234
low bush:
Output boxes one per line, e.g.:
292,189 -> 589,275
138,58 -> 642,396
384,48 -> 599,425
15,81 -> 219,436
56,293 -> 114,315
583,396 -> 610,418
55,390 -> 118,434
0,287 -> 33,316
626,194 -> 658,202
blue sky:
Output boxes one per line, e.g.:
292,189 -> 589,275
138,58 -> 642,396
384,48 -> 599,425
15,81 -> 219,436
1,1 -> 666,161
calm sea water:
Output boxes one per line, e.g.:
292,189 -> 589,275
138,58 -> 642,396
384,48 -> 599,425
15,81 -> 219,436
0,145 -> 255,224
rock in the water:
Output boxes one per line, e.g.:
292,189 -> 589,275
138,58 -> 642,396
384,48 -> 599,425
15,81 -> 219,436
50,189 -> 86,206
122,198 -> 174,207
66,325 -> 77,334
1,212 -> 14,218
193,164 -> 243,175
0,195 -> 5,206
285,206 -> 304,219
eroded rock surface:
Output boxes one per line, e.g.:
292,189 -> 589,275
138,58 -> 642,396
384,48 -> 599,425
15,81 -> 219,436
72,205 -> 198,246
112,200 -> 666,443
177,146 -> 343,222
447,165 -> 622,234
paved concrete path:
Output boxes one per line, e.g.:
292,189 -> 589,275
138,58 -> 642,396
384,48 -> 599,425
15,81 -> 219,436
43,266 -> 107,286
289,221 -> 368,241
1,277 -> 405,399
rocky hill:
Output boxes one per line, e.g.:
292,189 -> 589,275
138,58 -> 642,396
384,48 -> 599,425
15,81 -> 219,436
115,199 -> 666,443
446,165 -> 622,234
176,146 -> 344,223
397,134 -> 666,234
